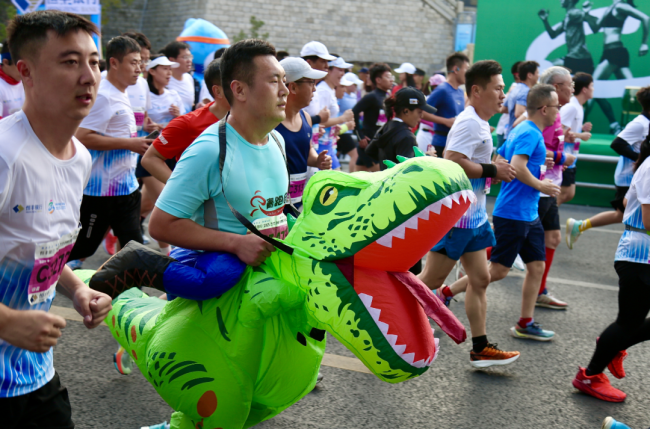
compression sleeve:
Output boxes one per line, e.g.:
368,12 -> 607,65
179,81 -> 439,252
611,137 -> 639,161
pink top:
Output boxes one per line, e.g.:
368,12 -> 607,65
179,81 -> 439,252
542,114 -> 564,190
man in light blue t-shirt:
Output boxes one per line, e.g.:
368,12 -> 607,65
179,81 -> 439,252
504,61 -> 539,138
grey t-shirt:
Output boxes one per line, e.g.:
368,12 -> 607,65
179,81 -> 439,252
563,9 -> 591,60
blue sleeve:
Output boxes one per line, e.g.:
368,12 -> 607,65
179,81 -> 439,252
497,143 -> 506,158
426,87 -> 444,109
513,130 -> 537,158
516,89 -> 528,107
155,137 -> 221,219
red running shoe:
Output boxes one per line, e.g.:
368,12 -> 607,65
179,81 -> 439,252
572,367 -> 626,402
608,350 -> 628,379
103,230 -> 117,256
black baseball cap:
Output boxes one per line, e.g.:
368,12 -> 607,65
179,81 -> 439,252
394,87 -> 437,114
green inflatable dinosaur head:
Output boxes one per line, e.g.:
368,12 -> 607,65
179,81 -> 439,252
282,155 -> 475,382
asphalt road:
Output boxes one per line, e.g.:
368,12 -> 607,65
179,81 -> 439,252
51,199 -> 649,429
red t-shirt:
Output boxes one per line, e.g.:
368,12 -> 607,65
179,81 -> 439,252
152,102 -> 219,161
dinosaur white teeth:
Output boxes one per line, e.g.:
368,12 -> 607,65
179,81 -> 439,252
376,235 -> 394,248
404,217 -> 419,230
417,209 -> 430,221
392,224 -> 406,239
429,201 -> 442,215
440,196 -> 453,209
377,321 -> 390,335
402,352 -> 416,365
386,334 -> 398,346
451,192 -> 460,205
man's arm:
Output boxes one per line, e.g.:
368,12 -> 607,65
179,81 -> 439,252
148,208 -> 274,266
511,154 -> 560,196
446,150 -> 516,181
352,95 -> 369,139
0,303 -> 66,353
539,9 -> 564,39
611,137 -> 640,161
75,128 -> 152,155
57,266 -> 112,329
514,104 -> 527,119
141,145 -> 174,183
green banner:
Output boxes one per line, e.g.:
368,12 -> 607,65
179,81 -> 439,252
475,0 -> 650,134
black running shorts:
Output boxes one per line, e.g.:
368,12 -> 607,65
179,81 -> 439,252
538,196 -> 560,231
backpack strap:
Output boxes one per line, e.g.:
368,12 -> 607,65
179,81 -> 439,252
218,113 -> 294,255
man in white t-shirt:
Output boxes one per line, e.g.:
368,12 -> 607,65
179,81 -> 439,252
0,10 -> 111,426
69,36 -> 154,264
0,41 -> 24,118
567,86 -> 650,249
418,60 -> 519,368
558,72 -> 593,206
162,40 -> 195,113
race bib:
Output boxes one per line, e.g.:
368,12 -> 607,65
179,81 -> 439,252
253,214 -> 288,240
289,172 -> 308,204
130,124 -> 138,138
133,107 -> 146,131
376,109 -> 387,127
483,177 -> 491,195
28,228 -> 80,305
540,165 -> 547,181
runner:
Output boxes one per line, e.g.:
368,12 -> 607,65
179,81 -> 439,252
391,62 -> 417,95
535,66 -> 577,310
145,55 -> 183,126
140,58 -> 229,183
418,60 -> 520,368
0,40 -> 24,118
416,73 -> 446,154
338,72 -> 363,169
352,62 -> 392,172
495,61 -> 521,149
414,67 -> 427,94
494,84 -> 561,341
276,57 -> 331,210
161,41 -> 195,114
572,134 -> 650,403
424,53 -> 469,158
558,72 -> 594,206
567,86 -> 650,248
0,10 -> 111,426
505,61 -> 539,138
68,36 -> 152,264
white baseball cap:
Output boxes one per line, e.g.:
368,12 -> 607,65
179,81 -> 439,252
394,62 -> 417,74
280,57 -> 328,83
147,56 -> 180,71
339,76 -> 354,86
300,41 -> 336,61
328,56 -> 353,69
343,72 -> 364,86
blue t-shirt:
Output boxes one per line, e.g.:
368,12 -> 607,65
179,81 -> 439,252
156,122 -> 290,240
616,158 -> 650,264
505,83 -> 529,138
493,121 -> 547,222
275,110 -> 312,208
426,82 -> 465,147
338,93 -> 357,135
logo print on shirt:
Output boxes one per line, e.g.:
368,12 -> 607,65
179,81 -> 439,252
48,200 -> 55,214
13,204 -> 24,213
249,190 -> 286,217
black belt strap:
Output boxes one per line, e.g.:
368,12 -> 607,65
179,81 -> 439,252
218,113 -> 298,255
625,224 -> 650,235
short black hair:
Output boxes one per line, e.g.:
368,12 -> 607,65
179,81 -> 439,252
220,39 -> 276,105
573,72 -> 593,96
511,61 -> 522,78
214,47 -> 227,59
526,83 -> 556,114
146,53 -> 163,95
204,58 -> 222,99
7,10 -> 98,63
446,52 -> 470,72
518,61 -> 539,82
106,36 -> 140,71
369,62 -> 391,87
637,86 -> 650,112
276,51 -> 289,61
122,31 -> 151,50
301,55 -> 320,63
161,41 -> 189,59
465,60 -> 502,97
1,40 -> 11,65
414,67 -> 425,76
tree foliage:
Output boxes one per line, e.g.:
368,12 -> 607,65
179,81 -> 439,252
0,0 -> 16,42
232,15 -> 269,43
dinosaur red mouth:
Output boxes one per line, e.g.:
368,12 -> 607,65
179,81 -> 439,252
354,190 -> 475,272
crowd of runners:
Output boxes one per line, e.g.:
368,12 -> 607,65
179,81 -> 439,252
1,8 -> 650,429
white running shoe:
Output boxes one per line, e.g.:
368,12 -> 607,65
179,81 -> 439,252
512,254 -> 525,272
566,218 -> 583,250
536,292 -> 568,310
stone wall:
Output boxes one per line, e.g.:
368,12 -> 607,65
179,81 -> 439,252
103,0 -> 456,72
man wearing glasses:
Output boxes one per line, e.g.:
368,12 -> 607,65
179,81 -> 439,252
162,41 -> 195,113
276,57 -> 332,211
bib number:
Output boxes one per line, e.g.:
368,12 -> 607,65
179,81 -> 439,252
253,214 -> 288,240
133,107 -> 146,131
289,172 -> 308,205
483,177 -> 491,195
28,228 -> 80,305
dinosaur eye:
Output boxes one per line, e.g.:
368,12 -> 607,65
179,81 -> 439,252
319,186 -> 338,206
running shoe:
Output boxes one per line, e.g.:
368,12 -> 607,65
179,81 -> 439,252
602,417 -> 631,429
536,292 -> 568,310
66,259 -> 83,271
566,218 -> 583,250
469,343 -> 520,368
140,422 -> 169,429
510,321 -> 555,341
103,230 -> 118,256
512,254 -> 525,272
113,346 -> 134,375
608,350 -> 628,379
454,260 -> 466,281
434,287 -> 452,307
572,367 -> 626,402
317,372 -> 324,384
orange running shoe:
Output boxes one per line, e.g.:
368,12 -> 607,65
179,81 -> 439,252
608,350 -> 628,379
469,343 -> 520,368
572,367 -> 626,402
103,230 -> 118,256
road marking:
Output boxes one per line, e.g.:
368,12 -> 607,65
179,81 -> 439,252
507,272 -> 618,291
51,306 -> 374,374
585,228 -> 623,235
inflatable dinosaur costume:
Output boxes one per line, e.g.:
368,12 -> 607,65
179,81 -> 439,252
81,155 -> 476,429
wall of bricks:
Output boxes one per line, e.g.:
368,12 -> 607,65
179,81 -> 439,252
103,0 -> 455,72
